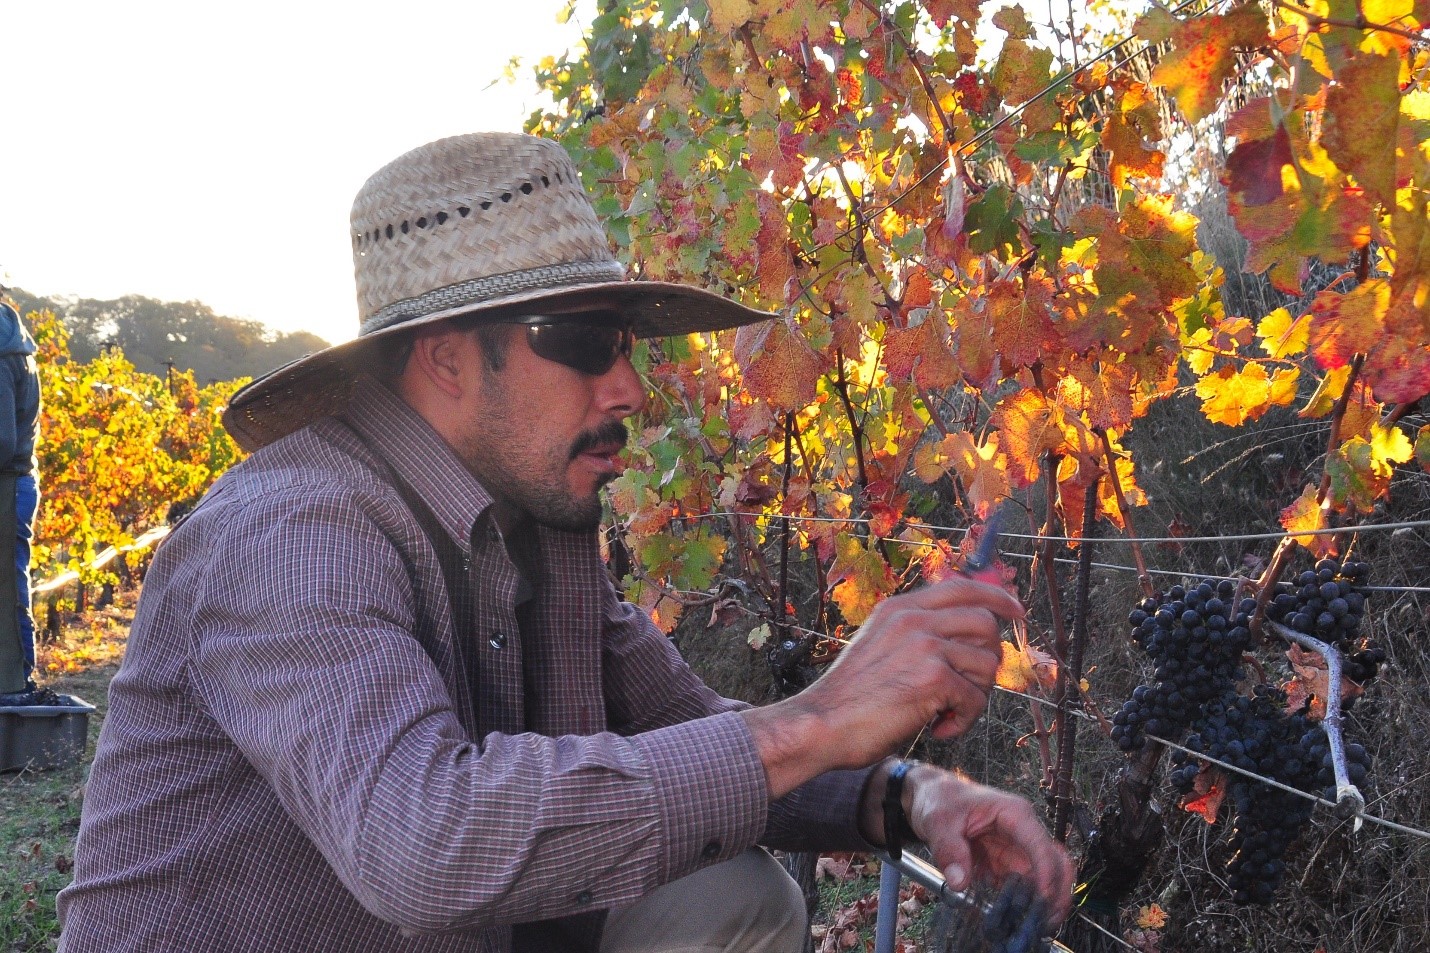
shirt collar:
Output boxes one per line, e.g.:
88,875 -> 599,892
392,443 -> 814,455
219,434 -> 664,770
342,376 -> 493,556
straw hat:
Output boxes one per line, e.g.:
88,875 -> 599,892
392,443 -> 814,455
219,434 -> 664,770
222,132 -> 773,452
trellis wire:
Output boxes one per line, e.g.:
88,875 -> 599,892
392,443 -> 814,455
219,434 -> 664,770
670,510 -> 1430,547
668,511 -> 1430,594
723,605 -> 1430,844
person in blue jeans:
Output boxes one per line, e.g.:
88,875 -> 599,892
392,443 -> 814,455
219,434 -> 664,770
0,278 -> 45,706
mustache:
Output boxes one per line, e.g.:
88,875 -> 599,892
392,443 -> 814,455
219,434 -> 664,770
569,421 -> 630,460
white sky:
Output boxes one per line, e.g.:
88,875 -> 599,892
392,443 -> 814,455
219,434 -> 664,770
3,0 -> 592,346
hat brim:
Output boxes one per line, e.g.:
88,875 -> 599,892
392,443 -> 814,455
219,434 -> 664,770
222,280 -> 774,453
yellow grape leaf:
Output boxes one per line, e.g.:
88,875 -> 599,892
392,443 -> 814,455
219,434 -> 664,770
1370,422 -> 1414,470
1103,81 -> 1165,187
1281,483 -> 1336,557
996,640 -> 1035,692
828,534 -> 895,625
709,0 -> 756,33
1136,904 -> 1168,930
1300,365 -> 1353,418
993,389 -> 1067,488
913,434 -> 959,483
1268,368 -> 1299,408
1256,307 -> 1309,359
1194,363 -> 1273,427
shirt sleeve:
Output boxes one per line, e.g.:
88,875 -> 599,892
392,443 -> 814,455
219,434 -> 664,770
186,489 -> 768,935
599,579 -> 875,854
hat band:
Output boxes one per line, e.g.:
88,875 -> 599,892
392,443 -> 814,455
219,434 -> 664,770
361,259 -> 628,335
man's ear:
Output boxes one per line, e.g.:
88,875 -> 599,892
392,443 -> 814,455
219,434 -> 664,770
405,323 -> 471,399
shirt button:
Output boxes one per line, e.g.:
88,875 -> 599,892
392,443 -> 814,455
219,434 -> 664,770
489,631 -> 507,649
575,890 -> 593,905
701,840 -> 721,859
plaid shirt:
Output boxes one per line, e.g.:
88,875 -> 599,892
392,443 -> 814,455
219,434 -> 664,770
58,382 -> 870,952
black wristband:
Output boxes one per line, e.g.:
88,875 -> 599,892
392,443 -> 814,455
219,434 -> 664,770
882,759 -> 919,861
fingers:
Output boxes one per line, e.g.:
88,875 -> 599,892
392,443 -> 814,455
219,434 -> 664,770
885,576 -> 1025,621
914,775 -> 1077,924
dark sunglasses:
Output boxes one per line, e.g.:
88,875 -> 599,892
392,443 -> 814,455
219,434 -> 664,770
518,311 -> 636,376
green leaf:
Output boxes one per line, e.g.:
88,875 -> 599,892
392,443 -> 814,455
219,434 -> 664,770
964,185 -> 1024,258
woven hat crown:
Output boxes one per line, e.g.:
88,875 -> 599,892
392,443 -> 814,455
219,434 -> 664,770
223,132 -> 772,453
350,132 -> 624,336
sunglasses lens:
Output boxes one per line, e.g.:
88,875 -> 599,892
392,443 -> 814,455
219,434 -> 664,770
526,319 -> 634,375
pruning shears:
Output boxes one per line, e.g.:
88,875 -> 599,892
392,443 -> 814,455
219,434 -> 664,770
960,504 -> 1006,586
930,506 -> 1009,732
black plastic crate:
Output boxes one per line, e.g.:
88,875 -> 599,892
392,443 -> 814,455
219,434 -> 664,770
0,694 -> 95,772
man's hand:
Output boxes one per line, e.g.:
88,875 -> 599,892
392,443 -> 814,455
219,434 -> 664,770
862,762 -> 1076,925
740,577 -> 1023,797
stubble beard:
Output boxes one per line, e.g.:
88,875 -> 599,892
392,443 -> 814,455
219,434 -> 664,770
457,421 -> 628,534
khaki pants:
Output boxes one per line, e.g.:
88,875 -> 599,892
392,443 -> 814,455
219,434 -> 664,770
600,850 -> 808,953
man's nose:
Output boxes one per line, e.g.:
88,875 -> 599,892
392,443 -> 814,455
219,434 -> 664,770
597,354 -> 647,418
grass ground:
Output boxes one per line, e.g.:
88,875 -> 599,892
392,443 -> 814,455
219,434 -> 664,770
1,598 -> 130,953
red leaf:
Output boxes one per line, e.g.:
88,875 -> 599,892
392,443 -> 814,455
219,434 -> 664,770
988,276 -> 1057,372
754,191 -> 798,305
882,318 -> 960,390
1225,124 -> 1294,206
735,319 -> 829,411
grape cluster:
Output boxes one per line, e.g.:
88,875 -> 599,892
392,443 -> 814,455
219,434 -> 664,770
1166,687 -> 1323,903
1111,579 -> 1253,752
1264,558 -> 1382,686
1115,561 -> 1380,906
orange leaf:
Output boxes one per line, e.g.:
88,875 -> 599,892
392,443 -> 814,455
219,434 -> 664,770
1308,280 -> 1389,371
943,431 -> 1009,520
902,267 -> 934,311
1136,903 -> 1168,930
949,293 -> 997,387
828,534 -> 895,625
1285,644 -> 1363,718
1321,51 -> 1403,208
1148,3 -> 1268,124
754,191 -> 798,305
993,389 -> 1066,488
1280,483 -> 1336,558
1180,767 -> 1227,823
